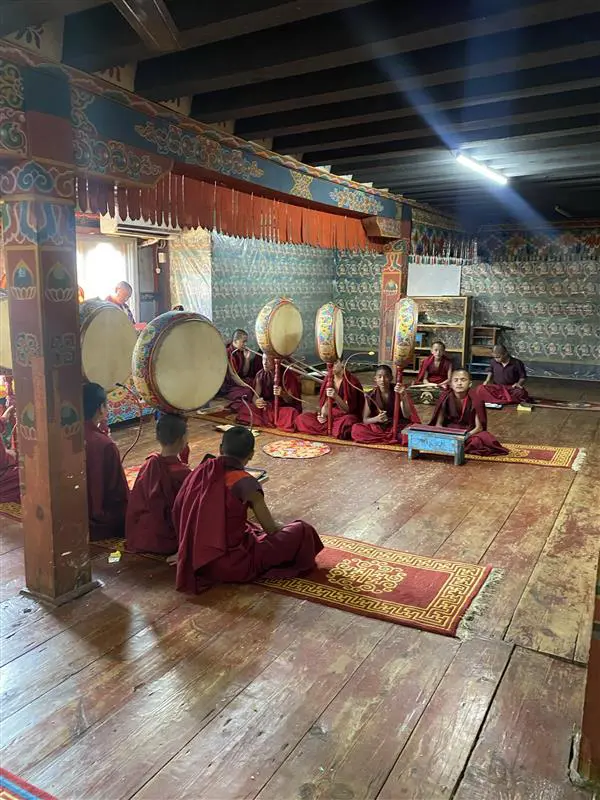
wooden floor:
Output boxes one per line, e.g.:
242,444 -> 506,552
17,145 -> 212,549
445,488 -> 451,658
1,378 -> 599,800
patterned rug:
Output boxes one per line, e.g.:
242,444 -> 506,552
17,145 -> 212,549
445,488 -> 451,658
0,768 -> 57,800
258,535 -> 494,637
263,439 -> 331,459
197,412 -> 585,470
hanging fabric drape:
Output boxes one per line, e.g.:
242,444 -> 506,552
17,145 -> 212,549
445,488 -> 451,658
76,174 -> 379,252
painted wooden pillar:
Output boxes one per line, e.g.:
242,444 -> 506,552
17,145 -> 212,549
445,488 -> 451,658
377,212 -> 412,363
0,62 -> 97,602
576,554 -> 600,788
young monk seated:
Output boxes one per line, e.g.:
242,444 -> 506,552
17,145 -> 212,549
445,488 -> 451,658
414,340 -> 453,388
219,329 -> 263,410
295,360 -> 363,439
0,405 -> 20,504
173,426 -> 323,592
478,344 -> 529,405
351,364 -> 420,446
430,369 -> 509,456
83,382 -> 129,541
126,414 -> 191,555
236,353 -> 302,431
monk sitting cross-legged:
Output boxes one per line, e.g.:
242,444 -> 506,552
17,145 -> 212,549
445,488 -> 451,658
430,369 -> 509,456
0,405 -> 20,504
295,359 -> 363,439
351,364 -> 420,446
220,328 -> 263,410
235,353 -> 302,431
83,382 -> 129,541
173,426 -> 324,593
126,413 -> 191,555
477,344 -> 530,405
414,340 -> 453,388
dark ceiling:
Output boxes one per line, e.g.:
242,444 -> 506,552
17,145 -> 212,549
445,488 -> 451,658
4,0 -> 600,227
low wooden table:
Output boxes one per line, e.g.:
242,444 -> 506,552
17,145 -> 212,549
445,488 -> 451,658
406,424 -> 467,466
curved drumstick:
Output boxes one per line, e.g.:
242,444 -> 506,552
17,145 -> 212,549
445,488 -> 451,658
281,363 -> 320,411
342,351 -> 384,413
240,396 -> 254,432
227,350 -> 259,399
326,362 -> 334,436
391,363 -> 403,440
273,358 -> 281,427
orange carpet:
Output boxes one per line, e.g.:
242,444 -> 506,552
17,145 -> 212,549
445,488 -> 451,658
258,535 -> 493,637
198,410 -> 584,469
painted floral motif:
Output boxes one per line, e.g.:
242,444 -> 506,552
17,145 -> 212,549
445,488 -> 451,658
333,250 -> 386,351
289,171 -> 314,200
19,402 -> 36,441
60,402 -> 81,438
0,161 -> 74,200
329,187 -> 384,215
0,60 -> 24,109
2,200 -> 75,247
0,107 -> 27,154
134,121 -> 264,180
393,298 -> 418,363
14,333 -> 40,367
51,333 -> 77,367
13,26 -> 44,50
262,439 -> 331,459
45,263 -> 75,302
11,262 -> 36,300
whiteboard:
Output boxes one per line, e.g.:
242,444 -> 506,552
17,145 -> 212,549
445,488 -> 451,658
407,263 -> 462,297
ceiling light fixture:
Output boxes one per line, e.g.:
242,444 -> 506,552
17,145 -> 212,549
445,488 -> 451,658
454,153 -> 508,186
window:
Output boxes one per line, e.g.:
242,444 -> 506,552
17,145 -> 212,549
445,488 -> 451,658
76,236 -> 138,317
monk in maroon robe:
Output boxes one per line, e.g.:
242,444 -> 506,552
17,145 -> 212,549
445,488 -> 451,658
478,344 -> 529,405
430,369 -> 508,456
106,280 -> 135,324
351,365 -> 420,446
296,360 -> 363,439
0,406 -> 20,504
236,353 -> 302,431
83,382 -> 129,541
220,329 -> 263,410
173,426 -> 323,593
415,341 -> 453,387
126,414 -> 191,554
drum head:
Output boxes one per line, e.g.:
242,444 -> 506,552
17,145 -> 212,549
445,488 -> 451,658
153,319 -> 227,411
270,303 -> 303,357
81,305 -> 137,390
334,307 -> 344,360
0,295 -> 12,371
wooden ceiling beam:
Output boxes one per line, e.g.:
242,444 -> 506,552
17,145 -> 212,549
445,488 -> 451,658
135,0 -> 598,99
64,0 -> 373,72
0,0 -> 103,37
111,0 -> 180,52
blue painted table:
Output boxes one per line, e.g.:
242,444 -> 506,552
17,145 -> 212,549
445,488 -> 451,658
406,424 -> 467,466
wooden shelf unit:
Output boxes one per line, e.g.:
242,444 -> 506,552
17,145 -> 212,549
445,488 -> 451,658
469,326 -> 502,375
404,296 -> 473,375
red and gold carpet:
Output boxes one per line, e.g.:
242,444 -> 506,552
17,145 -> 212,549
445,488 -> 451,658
197,411 -> 584,470
262,439 -> 331,459
0,768 -> 57,800
258,534 -> 493,637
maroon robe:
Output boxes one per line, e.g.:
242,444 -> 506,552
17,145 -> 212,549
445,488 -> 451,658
0,419 -> 20,504
220,344 -> 263,408
430,389 -> 508,456
295,371 -> 363,439
351,386 -> 420,446
84,420 -> 129,541
477,357 -> 529,405
236,367 -> 302,432
126,453 -> 191,554
173,455 -> 323,593
415,354 -> 453,385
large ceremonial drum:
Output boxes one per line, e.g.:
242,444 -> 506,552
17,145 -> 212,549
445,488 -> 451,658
79,299 -> 138,390
0,292 -> 12,371
315,302 -> 344,363
132,310 -> 227,412
255,297 -> 303,358
392,298 -> 418,364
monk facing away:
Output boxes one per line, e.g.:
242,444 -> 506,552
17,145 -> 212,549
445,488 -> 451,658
220,328 -> 263,410
126,414 -> 191,555
173,426 -> 323,593
430,369 -> 509,456
478,344 -> 530,405
0,405 -> 20,504
295,359 -> 363,439
351,364 -> 420,446
83,382 -> 129,541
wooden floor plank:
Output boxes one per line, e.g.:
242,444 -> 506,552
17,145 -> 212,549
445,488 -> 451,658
467,469 -> 575,640
0,547 -> 26,602
506,500 -> 600,662
1,586 -> 263,774
129,612 -> 389,800
454,648 -> 589,800
27,598 -> 328,800
256,628 -> 459,800
378,638 -> 512,800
